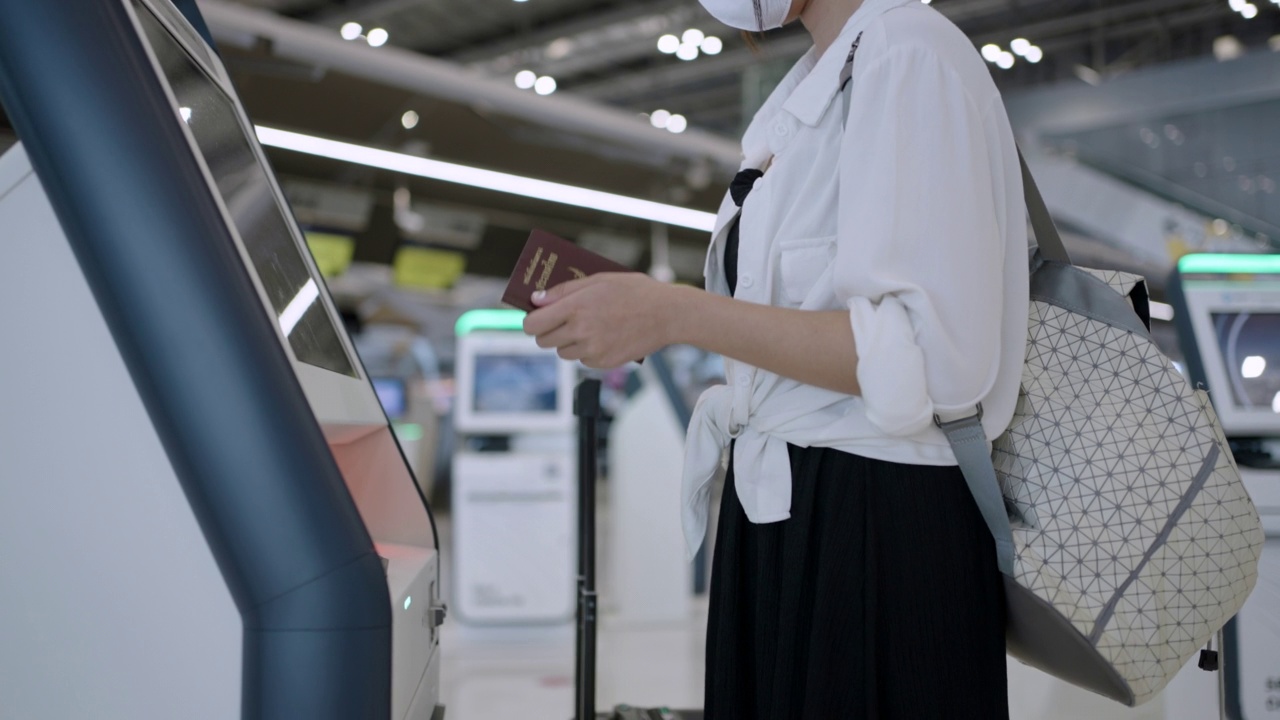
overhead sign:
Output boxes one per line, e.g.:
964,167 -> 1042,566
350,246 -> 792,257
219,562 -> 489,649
393,246 -> 466,290
303,232 -> 355,278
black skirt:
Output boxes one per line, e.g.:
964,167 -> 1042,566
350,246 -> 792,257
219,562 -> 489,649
705,444 -> 1009,720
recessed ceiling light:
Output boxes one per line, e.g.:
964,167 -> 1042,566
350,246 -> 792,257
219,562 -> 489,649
340,22 -> 362,40
534,76 -> 557,95
367,28 -> 389,47
701,36 -> 723,55
401,110 -> 420,129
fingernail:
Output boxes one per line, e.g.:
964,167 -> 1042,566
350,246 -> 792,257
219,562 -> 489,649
532,290 -> 546,302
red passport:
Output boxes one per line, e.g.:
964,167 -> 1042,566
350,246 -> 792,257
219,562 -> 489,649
502,229 -> 635,312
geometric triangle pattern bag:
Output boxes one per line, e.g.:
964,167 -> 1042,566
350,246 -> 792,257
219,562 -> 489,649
938,159 -> 1265,706
833,32 -> 1266,708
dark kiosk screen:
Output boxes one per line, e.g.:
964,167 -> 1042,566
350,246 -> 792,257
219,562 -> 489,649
134,3 -> 357,376
1211,312 -> 1280,414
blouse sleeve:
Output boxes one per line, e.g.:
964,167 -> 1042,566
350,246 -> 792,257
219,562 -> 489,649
833,43 -> 1006,437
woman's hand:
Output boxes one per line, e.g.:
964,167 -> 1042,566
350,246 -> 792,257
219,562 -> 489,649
523,273 -> 680,369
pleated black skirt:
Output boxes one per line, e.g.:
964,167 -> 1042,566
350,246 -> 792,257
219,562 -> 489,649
705,444 -> 1009,720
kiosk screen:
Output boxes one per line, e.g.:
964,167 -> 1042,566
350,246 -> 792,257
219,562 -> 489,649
1210,312 -> 1280,414
372,378 -> 407,419
472,354 -> 559,414
134,3 -> 357,377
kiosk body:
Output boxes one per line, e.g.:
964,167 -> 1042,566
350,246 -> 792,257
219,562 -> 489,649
0,0 -> 442,717
452,319 -> 579,623
1168,254 -> 1280,720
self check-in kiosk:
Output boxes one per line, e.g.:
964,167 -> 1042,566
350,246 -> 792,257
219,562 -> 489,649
451,309 -> 578,624
0,1 -> 443,718
1169,253 -> 1280,719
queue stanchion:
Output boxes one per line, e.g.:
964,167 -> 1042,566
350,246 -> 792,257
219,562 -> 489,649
574,378 -> 602,720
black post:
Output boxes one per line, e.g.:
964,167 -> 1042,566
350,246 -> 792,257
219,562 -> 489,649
574,379 -> 602,720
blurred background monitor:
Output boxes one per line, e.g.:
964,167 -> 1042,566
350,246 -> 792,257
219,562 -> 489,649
453,329 -> 574,434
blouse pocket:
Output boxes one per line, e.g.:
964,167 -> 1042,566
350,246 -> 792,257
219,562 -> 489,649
777,236 -> 837,305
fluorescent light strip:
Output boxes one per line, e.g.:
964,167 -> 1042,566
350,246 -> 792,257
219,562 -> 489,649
278,278 -> 320,336
255,126 -> 717,232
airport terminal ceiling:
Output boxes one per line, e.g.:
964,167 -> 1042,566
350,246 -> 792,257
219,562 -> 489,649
3,1 -> 1278,283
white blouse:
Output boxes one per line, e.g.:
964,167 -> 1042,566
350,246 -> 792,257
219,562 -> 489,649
682,0 -> 1030,557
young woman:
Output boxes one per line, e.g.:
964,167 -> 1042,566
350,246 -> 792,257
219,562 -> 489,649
524,0 -> 1028,716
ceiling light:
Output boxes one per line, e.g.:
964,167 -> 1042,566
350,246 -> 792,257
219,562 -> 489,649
1242,3 -> 1259,18
701,36 -> 723,55
367,28 -> 389,47
1213,35 -> 1244,61
657,34 -> 680,54
534,76 -> 557,95
682,28 -> 705,45
1273,391 -> 1280,414
546,37 -> 574,59
340,22 -> 362,41
667,114 -> 688,134
179,106 -> 192,123
514,70 -> 537,89
996,51 -> 1015,69
651,109 -> 672,129
676,43 -> 699,61
254,126 -> 718,231
401,110 -> 419,129
981,44 -> 1002,63
1242,356 -> 1267,379
1024,46 -> 1043,63
1010,38 -> 1032,55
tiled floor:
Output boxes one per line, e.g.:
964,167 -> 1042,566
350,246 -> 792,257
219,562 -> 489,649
438,603 -> 1173,720
434,508 -> 1202,720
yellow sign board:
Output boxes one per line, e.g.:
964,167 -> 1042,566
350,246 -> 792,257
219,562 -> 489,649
304,232 -> 356,278
393,246 -> 467,290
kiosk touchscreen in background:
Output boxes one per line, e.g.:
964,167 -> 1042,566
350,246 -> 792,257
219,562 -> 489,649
472,354 -> 559,414
1211,312 -> 1280,413
133,2 -> 357,377
372,378 -> 408,419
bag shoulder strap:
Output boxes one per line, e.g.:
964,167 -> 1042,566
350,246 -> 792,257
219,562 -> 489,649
835,32 -> 1083,576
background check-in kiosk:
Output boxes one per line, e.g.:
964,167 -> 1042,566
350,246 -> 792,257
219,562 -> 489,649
451,310 -> 578,624
1169,253 -> 1280,719
0,1 -> 444,718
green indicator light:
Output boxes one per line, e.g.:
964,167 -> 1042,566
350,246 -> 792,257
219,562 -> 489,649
394,423 -> 423,442
1179,253 -> 1280,275
455,308 -> 527,336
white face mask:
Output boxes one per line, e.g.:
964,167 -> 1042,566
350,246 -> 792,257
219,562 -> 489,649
697,0 -> 792,31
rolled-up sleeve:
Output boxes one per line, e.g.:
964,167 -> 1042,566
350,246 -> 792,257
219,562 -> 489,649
833,43 -> 1005,437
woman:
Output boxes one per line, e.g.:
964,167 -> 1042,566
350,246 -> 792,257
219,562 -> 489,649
524,0 -> 1028,716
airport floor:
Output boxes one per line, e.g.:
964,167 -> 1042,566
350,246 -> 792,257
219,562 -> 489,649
433,508 -> 1170,720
